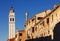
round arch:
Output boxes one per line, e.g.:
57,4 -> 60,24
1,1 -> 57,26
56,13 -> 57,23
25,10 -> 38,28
53,22 -> 60,41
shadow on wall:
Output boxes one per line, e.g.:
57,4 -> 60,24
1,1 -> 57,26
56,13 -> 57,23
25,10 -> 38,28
26,22 -> 60,41
26,36 -> 52,41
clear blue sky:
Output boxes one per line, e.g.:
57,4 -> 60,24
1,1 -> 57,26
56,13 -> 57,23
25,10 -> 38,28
0,0 -> 60,41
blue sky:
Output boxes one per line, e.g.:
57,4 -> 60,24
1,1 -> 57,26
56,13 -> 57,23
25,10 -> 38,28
0,0 -> 60,41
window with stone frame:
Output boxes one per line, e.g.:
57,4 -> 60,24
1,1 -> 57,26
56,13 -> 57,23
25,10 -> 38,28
19,33 -> 22,36
42,21 -> 44,26
32,27 -> 34,33
47,18 -> 49,24
52,15 -> 53,22
37,17 -> 43,20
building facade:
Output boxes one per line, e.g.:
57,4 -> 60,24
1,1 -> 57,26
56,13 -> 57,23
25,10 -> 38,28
15,30 -> 26,41
25,4 -> 60,40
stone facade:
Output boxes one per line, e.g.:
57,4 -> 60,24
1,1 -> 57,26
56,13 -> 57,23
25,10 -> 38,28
15,30 -> 26,41
25,4 -> 60,40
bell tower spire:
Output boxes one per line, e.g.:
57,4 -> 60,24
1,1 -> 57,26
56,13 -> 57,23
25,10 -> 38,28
9,7 -> 15,39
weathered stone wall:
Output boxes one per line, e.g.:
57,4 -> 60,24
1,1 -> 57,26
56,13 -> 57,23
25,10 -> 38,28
25,5 -> 60,40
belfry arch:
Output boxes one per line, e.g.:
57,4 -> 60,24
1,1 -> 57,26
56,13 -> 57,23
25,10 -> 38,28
53,22 -> 60,41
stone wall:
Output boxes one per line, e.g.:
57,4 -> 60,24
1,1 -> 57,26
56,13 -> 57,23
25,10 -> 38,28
25,5 -> 60,40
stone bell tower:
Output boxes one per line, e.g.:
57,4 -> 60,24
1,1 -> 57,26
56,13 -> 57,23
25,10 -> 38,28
9,7 -> 15,39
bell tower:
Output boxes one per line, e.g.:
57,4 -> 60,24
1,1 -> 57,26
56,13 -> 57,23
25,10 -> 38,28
9,7 -> 15,39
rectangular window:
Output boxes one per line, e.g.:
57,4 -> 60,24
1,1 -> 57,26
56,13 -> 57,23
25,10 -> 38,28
32,27 -> 34,33
19,33 -> 22,36
43,21 -> 44,26
47,18 -> 49,24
